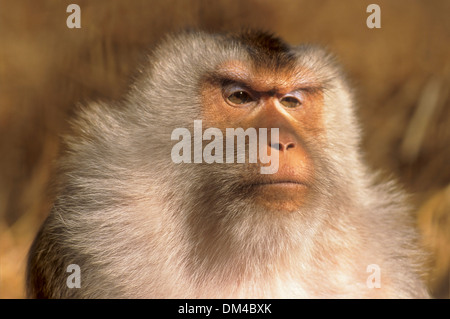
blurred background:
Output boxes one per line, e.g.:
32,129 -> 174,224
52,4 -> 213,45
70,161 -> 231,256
0,0 -> 448,298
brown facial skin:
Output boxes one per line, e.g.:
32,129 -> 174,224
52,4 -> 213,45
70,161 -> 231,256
201,60 -> 324,212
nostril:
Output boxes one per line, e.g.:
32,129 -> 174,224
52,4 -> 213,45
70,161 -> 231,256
270,142 -> 295,151
271,143 -> 283,151
285,143 -> 295,150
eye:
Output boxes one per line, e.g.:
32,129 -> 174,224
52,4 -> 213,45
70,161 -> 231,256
227,90 -> 254,105
280,93 -> 303,108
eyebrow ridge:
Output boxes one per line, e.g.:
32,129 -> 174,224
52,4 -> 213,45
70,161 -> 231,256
206,72 -> 326,95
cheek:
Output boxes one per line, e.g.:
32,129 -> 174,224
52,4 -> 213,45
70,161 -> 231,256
295,92 -> 325,134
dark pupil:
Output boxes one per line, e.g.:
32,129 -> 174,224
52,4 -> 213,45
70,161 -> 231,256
228,91 -> 251,104
281,97 -> 300,108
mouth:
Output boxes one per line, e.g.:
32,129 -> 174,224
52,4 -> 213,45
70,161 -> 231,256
243,178 -> 309,212
247,179 -> 308,189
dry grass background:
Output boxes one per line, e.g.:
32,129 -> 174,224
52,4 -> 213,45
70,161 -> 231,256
0,0 -> 448,298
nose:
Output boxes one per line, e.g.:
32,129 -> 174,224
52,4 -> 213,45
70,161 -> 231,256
269,130 -> 297,152
252,98 -> 299,153
270,140 -> 295,151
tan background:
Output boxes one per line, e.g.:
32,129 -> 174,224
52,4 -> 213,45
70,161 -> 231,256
0,0 -> 449,298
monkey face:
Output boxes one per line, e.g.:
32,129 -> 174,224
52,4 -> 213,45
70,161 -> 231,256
198,59 -> 326,212
136,30 -> 355,217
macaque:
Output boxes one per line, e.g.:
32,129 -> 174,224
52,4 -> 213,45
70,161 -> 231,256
27,30 -> 429,298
